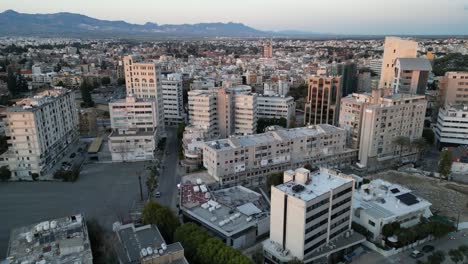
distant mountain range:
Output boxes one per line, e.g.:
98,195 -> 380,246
0,10 -> 274,38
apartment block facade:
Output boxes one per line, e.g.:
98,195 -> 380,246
439,72 -> 468,107
264,167 -> 355,263
393,58 -> 432,95
257,95 -> 296,128
202,125 -> 357,187
108,96 -> 159,161
434,104 -> 468,146
304,76 -> 342,126
161,73 -> 184,126
339,93 -> 372,149
0,88 -> 79,178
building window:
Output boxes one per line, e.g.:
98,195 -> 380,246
368,220 -> 376,227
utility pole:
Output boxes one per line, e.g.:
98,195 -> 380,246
138,174 -> 143,201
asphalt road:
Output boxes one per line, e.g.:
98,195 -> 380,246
0,161 -> 148,258
154,126 -> 181,209
354,231 -> 468,264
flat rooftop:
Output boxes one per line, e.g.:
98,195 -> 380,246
353,179 -> 432,220
181,183 -> 269,237
7,214 -> 93,264
275,168 -> 353,202
114,223 -> 187,264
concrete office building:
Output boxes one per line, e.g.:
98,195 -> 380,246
304,76 -> 342,126
263,168 -> 365,263
393,58 -> 432,95
358,93 -> 427,168
439,72 -> 468,107
161,73 -> 184,126
122,55 -> 165,131
353,179 -> 432,241
0,88 -> 79,179
7,214 -> 93,264
264,80 -> 290,96
190,78 -> 215,90
379,37 -> 418,89
368,59 -> 383,76
434,104 -> 468,146
187,89 -> 219,139
108,96 -> 160,162
114,223 -> 188,264
339,93 -> 372,149
202,125 -> 357,187
257,95 -> 296,129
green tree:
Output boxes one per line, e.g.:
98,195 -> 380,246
422,128 -> 435,145
382,222 -> 400,238
393,136 -> 411,164
439,149 -> 453,178
80,81 -> 94,108
287,83 -> 308,100
267,173 -> 283,188
87,219 -> 118,264
458,245 -> 468,258
449,249 -> 464,263
31,173 -> 39,181
146,165 -> 159,198
288,259 -> 304,264
256,117 -> 287,133
101,76 -> 111,86
0,166 -> 11,181
6,66 -> 17,96
427,251 -> 446,264
142,201 -> 180,243
412,137 -> 428,161
117,78 -> 125,85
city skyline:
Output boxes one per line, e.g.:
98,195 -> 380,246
1,0 -> 468,35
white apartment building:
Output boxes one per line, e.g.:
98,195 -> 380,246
264,168 -> 363,263
257,95 -> 296,128
161,73 -> 184,126
434,104 -> 468,146
108,96 -> 159,162
393,58 -> 432,95
359,93 -> 427,168
353,179 -> 432,241
190,79 -> 215,90
0,88 -> 79,179
187,89 -> 219,138
379,37 -> 418,89
123,55 -> 165,131
264,80 -> 290,96
202,125 -> 357,187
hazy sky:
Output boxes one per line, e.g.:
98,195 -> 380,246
1,0 -> 468,35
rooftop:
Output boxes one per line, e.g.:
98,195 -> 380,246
7,87 -> 71,112
353,179 -> 432,220
397,58 -> 432,71
181,183 -> 269,237
275,168 -> 353,202
114,223 -> 187,264
7,214 -> 93,264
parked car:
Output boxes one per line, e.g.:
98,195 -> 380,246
155,191 -> 161,198
422,245 -> 435,253
410,250 -> 423,259
69,153 -> 76,158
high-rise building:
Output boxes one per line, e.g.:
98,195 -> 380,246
122,55 -> 165,131
393,58 -> 432,95
257,95 -> 296,128
368,59 -> 382,76
263,41 -> 273,58
358,92 -> 427,168
439,72 -> 468,107
108,96 -> 160,161
304,76 -> 342,126
379,37 -> 418,89
357,71 -> 372,93
187,89 -> 219,139
263,167 -> 360,263
161,73 -> 184,126
328,62 -> 358,97
434,104 -> 468,146
0,88 -> 78,179
202,125 -> 357,187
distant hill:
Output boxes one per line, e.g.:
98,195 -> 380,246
0,10 -> 268,38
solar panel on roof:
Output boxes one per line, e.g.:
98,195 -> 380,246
390,188 -> 400,194
396,193 -> 419,206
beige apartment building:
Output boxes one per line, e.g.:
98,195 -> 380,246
304,76 -> 342,126
263,167 -> 362,263
263,41 -> 273,58
358,93 -> 427,168
339,93 -> 373,149
108,96 -> 160,162
202,125 -> 357,187
379,37 -> 418,89
123,55 -> 165,131
393,58 -> 432,95
0,88 -> 79,179
439,72 -> 468,107
187,89 -> 219,138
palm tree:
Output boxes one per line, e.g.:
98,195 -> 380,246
393,136 -> 411,164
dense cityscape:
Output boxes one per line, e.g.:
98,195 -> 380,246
0,3 -> 468,264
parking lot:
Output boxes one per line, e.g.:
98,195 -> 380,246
0,161 -> 150,258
